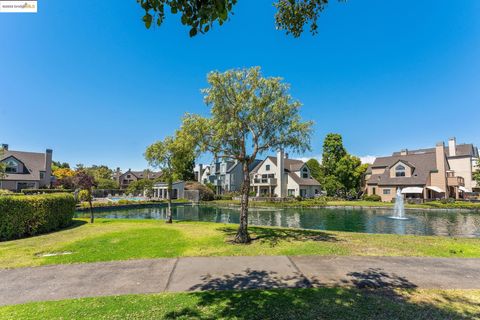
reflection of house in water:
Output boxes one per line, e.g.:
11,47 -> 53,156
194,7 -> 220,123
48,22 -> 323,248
286,213 -> 300,228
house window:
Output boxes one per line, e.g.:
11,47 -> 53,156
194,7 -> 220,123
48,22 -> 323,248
395,165 -> 406,177
302,173 -> 308,178
40,172 -> 45,179
4,159 -> 19,173
383,189 -> 391,195
288,189 -> 295,196
372,187 -> 376,195
127,175 -> 131,178
266,165 -> 270,171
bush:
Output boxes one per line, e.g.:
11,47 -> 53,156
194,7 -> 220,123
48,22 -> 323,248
0,193 -> 76,241
185,181 -> 214,201
21,189 -> 74,195
78,190 -> 92,202
362,194 -> 381,202
0,189 -> 14,196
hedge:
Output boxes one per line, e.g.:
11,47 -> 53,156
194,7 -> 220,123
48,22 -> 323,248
0,193 -> 76,241
21,189 -> 74,195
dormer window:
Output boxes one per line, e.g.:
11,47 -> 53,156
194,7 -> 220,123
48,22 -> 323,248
4,159 -> 19,173
266,165 -> 270,171
302,167 -> 309,178
395,164 -> 406,177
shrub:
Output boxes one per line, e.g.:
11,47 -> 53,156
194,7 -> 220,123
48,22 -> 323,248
78,190 -> 92,202
185,181 -> 214,201
362,194 -> 381,202
21,189 -> 74,195
0,193 -> 76,241
0,189 -> 14,196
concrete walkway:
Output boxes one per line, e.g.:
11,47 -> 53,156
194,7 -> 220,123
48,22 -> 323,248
1,256 -> 480,306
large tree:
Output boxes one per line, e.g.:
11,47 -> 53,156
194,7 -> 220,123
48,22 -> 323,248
145,134 -> 194,223
137,0 -> 342,37
180,67 -> 312,243
321,133 -> 346,176
306,158 -> 321,182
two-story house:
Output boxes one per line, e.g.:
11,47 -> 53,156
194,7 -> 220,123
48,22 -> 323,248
197,159 -> 262,194
0,144 -> 53,192
364,138 -> 478,202
250,150 -> 321,198
115,168 -> 162,190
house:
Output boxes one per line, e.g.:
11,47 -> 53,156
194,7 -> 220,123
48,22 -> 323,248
152,181 -> 185,199
196,159 -> 262,194
0,144 -> 53,192
115,168 -> 162,189
364,138 -> 479,202
250,150 -> 321,198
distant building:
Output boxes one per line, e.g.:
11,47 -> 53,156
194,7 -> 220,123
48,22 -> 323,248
114,168 -> 162,189
0,144 -> 53,192
152,181 -> 185,199
250,150 -> 321,198
364,138 -> 479,202
195,159 -> 262,194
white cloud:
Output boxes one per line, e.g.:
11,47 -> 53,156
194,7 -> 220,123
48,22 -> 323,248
295,154 -> 322,163
359,155 -> 376,164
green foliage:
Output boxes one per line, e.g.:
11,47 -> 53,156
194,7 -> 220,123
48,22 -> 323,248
0,147 -> 6,180
137,0 -> 342,37
180,67 -> 313,242
0,193 -> 75,241
95,178 -> 119,190
185,181 -> 215,201
78,190 -> 92,202
306,158 -> 321,182
362,194 -> 381,202
126,179 -> 154,196
51,161 -> 70,172
317,133 -> 367,198
322,133 -> 347,176
21,189 -> 74,195
0,189 -> 14,196
473,159 -> 480,187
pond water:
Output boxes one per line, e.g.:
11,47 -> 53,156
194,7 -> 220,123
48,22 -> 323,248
75,204 -> 480,238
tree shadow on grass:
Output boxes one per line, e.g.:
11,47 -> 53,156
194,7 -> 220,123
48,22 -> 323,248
164,268 -> 478,320
218,226 -> 339,247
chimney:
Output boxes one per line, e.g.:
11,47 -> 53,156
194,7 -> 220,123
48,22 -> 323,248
400,149 -> 408,156
1,144 -> 8,151
435,142 -> 448,197
448,137 -> 456,157
276,149 -> 286,198
198,164 -> 203,183
45,149 -> 53,187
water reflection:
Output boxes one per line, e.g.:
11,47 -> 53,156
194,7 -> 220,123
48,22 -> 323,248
75,205 -> 480,237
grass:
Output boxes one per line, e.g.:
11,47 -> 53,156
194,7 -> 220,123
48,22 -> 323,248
1,219 -> 480,269
1,288 -> 479,319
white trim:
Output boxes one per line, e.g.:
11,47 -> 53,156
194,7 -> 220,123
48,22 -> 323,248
401,187 -> 423,194
426,186 -> 443,193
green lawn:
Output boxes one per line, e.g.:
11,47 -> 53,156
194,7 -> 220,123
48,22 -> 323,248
1,219 -> 480,269
1,288 -> 479,320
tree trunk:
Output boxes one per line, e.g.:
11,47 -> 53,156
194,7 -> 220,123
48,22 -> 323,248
88,190 -> 94,223
166,180 -> 173,224
234,162 -> 251,243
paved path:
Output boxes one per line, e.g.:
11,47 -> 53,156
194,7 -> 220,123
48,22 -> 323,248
1,256 -> 480,306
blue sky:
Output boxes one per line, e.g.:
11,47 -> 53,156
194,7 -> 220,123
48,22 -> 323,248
1,0 -> 479,170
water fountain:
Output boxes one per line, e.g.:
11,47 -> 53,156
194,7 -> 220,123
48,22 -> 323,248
391,188 -> 408,220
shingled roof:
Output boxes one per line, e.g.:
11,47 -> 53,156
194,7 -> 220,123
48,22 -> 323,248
392,144 -> 478,158
367,152 -> 438,186
0,150 -> 47,181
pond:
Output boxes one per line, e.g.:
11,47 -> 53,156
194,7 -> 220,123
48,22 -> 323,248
75,204 -> 480,238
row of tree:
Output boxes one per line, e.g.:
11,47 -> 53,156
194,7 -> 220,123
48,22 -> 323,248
307,134 -> 368,199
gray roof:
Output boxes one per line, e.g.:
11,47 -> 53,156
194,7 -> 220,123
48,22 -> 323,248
251,156 -> 306,174
0,150 -> 47,181
288,172 -> 321,186
367,152 -> 438,186
392,144 -> 478,158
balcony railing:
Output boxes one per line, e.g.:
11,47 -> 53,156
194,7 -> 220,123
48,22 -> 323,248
448,176 -> 465,186
252,178 -> 277,185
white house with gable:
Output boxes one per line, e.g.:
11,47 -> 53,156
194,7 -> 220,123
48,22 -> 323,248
250,150 -> 321,198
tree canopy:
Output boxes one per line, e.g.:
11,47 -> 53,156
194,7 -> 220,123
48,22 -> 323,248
318,133 -> 367,198
0,147 -> 6,180
137,0 -> 343,37
180,66 -> 312,242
